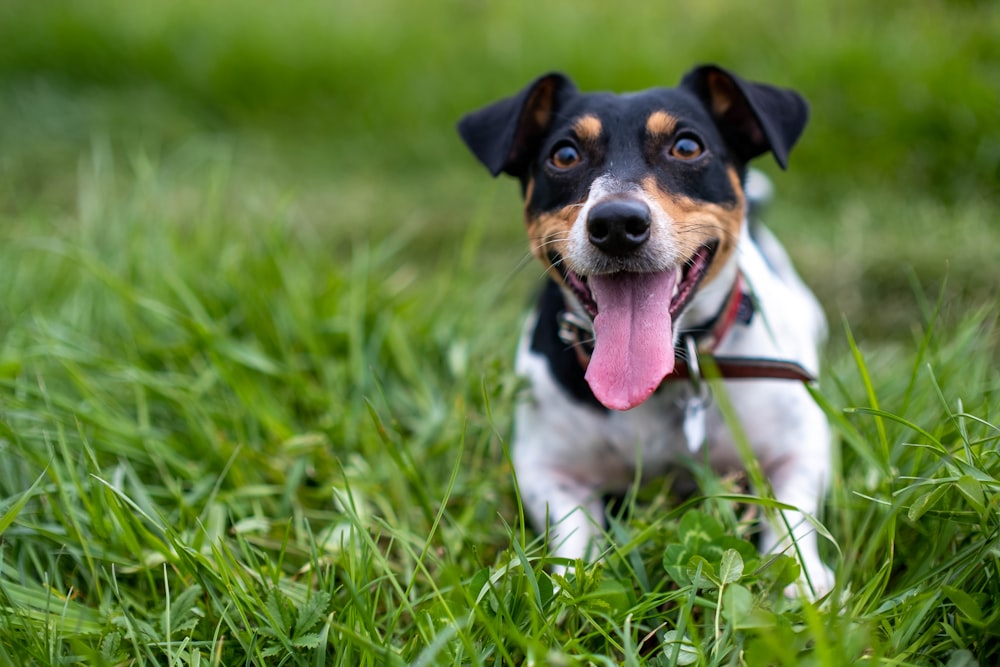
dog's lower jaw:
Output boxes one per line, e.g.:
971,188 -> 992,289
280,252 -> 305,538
551,241 -> 730,411
555,241 -> 742,352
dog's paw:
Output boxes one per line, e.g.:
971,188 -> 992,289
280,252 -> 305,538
784,560 -> 834,600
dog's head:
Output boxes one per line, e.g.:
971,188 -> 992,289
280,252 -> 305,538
458,65 -> 808,410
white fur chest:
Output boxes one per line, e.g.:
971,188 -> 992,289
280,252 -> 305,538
513,337 -> 713,494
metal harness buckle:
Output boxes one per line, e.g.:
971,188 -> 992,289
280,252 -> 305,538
682,335 -> 711,452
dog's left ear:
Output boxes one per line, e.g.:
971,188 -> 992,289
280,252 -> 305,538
681,65 -> 808,169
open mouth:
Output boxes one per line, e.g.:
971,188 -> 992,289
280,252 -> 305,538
547,240 -> 720,411
550,240 -> 720,320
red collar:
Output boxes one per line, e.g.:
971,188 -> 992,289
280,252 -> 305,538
684,271 -> 750,354
557,272 -> 815,383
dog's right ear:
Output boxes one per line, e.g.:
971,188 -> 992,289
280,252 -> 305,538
457,73 -> 576,179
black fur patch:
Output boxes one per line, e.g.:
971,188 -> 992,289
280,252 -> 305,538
529,280 -> 607,411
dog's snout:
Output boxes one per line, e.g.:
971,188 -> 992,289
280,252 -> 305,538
586,199 -> 652,256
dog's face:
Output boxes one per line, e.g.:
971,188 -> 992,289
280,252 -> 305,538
459,65 -> 808,410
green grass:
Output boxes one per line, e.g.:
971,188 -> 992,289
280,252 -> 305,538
1,0 -> 999,664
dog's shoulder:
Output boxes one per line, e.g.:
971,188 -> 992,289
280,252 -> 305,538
732,229 -> 827,365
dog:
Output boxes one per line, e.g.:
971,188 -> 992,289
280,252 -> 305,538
458,64 -> 833,597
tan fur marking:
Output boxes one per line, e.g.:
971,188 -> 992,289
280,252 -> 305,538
573,115 -> 603,142
523,178 -> 535,218
706,72 -> 765,147
641,172 -> 746,285
528,80 -> 555,128
645,110 -> 678,137
706,70 -> 734,116
524,204 -> 582,279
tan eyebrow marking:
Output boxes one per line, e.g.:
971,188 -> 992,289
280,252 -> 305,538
645,110 -> 678,137
573,114 -> 603,142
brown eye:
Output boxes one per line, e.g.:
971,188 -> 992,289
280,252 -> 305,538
549,144 -> 581,170
669,136 -> 704,160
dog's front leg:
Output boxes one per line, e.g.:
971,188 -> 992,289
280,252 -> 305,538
718,379 -> 834,597
762,469 -> 834,598
757,397 -> 835,598
512,396 -> 610,570
515,457 -> 606,566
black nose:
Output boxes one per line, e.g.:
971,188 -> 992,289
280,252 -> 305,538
586,199 -> 652,256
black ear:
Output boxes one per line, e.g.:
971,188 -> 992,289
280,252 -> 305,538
457,73 -> 577,179
680,65 -> 808,169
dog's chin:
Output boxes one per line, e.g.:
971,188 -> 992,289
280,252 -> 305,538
549,240 -> 720,320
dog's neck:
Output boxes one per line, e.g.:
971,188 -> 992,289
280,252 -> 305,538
675,253 -> 741,334
674,218 -> 747,335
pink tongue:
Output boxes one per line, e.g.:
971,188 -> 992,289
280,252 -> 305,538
585,270 -> 678,410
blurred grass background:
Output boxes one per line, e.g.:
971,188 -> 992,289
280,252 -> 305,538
1,0 -> 997,340
0,1 -> 998,663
